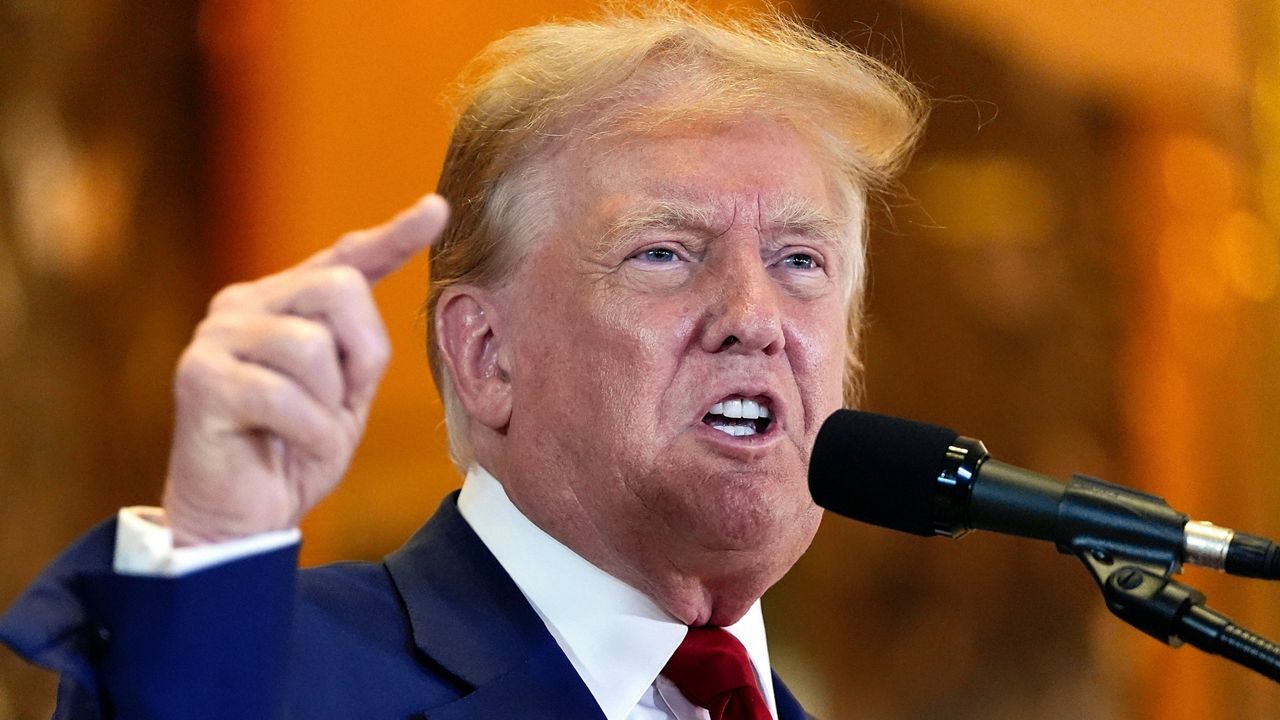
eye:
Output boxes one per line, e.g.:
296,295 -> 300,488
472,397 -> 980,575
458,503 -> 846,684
781,252 -> 819,270
632,246 -> 681,263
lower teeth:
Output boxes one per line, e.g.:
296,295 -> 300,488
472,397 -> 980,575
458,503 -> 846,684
711,423 -> 757,437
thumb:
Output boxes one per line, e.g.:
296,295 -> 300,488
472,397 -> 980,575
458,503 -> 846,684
302,194 -> 450,282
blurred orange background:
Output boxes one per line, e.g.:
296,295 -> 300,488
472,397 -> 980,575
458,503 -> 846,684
1,1 -> 1278,718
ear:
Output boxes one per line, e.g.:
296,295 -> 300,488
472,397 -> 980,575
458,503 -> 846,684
435,287 -> 512,432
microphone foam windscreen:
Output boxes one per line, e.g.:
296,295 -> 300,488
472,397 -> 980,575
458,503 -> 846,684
808,410 -> 960,536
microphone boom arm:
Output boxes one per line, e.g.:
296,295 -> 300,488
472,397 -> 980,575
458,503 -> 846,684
936,449 -> 1280,683
1065,477 -> 1280,684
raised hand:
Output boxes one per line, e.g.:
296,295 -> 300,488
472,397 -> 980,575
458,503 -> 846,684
161,195 -> 449,546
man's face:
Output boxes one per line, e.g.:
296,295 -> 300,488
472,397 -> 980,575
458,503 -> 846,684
496,117 -> 857,591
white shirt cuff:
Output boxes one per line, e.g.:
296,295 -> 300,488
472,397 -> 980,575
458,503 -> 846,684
113,506 -> 301,577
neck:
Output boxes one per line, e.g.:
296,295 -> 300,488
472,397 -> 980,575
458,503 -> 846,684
476,444 -> 820,627
500,477 -> 792,626
618,557 -> 774,627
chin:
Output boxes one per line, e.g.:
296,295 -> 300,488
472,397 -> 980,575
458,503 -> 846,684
699,503 -> 822,626
683,471 -> 821,556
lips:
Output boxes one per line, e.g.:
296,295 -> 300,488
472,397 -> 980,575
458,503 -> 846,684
702,395 -> 773,437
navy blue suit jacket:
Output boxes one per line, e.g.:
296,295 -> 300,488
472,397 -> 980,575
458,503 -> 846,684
2,493 -> 814,719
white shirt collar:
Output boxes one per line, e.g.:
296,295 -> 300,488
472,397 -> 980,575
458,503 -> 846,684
457,465 -> 777,720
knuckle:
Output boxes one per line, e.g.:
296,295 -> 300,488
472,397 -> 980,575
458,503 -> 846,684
193,313 -> 233,340
172,347 -> 219,400
351,328 -> 391,380
243,372 -> 290,418
321,265 -> 368,297
290,319 -> 338,365
209,282 -> 254,311
367,328 -> 391,366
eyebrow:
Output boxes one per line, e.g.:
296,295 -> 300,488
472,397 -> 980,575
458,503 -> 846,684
767,195 -> 847,246
595,195 -> 848,257
594,200 -> 720,256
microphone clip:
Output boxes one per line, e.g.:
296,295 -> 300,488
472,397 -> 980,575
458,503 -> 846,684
1069,496 -> 1280,683
1056,474 -> 1188,575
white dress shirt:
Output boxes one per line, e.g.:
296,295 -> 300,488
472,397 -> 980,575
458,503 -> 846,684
113,465 -> 779,720
457,465 -> 778,720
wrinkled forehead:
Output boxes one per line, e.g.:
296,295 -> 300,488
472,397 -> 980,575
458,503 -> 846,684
553,111 -> 864,223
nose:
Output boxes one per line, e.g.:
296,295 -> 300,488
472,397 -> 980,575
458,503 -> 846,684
699,252 -> 785,356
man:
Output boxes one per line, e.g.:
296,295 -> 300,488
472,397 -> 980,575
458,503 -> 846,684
2,4 -> 923,718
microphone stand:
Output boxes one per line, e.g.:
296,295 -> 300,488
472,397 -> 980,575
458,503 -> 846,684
1064,474 -> 1280,683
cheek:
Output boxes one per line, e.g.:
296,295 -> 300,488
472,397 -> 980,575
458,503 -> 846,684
521,290 -> 693,423
791,300 -> 847,369
786,303 -> 850,415
584,286 -> 700,362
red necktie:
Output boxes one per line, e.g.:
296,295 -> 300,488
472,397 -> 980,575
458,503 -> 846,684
661,626 -> 772,720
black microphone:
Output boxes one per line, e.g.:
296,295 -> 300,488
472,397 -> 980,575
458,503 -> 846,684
809,409 -> 1280,580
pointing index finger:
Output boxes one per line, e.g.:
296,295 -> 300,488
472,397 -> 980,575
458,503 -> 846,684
302,194 -> 450,283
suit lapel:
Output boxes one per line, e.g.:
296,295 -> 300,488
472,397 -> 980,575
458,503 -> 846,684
416,637 -> 604,720
384,493 -> 605,720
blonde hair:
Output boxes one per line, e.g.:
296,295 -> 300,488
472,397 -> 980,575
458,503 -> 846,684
426,2 -> 926,467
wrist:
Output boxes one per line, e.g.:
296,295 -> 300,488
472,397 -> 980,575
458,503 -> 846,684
116,506 -> 300,577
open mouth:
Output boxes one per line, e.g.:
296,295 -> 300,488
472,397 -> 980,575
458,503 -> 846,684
702,396 -> 773,437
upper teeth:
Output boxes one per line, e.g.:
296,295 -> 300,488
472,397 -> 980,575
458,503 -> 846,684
709,398 -> 770,419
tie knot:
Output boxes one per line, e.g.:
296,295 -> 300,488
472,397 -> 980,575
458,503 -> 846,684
662,626 -> 771,720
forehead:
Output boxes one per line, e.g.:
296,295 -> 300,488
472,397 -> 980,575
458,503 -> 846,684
554,117 -> 848,228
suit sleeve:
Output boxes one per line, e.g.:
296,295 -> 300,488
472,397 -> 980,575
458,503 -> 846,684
0,518 -> 299,720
